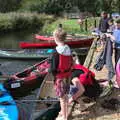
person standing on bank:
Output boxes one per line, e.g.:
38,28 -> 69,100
106,18 -> 120,68
99,11 -> 110,33
49,24 -> 73,120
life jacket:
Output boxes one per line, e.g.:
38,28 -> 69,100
56,54 -> 73,79
73,64 -> 95,85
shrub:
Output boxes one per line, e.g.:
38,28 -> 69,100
0,12 -> 55,32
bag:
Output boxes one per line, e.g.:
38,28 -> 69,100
94,51 -> 105,71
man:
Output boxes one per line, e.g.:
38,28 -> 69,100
106,18 -> 120,67
99,11 -> 110,33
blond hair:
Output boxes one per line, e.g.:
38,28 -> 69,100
53,28 -> 67,42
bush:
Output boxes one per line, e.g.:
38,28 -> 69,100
0,12 -> 55,32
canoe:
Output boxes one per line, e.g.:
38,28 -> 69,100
0,47 -> 89,60
3,58 -> 50,94
35,34 -> 73,41
0,83 -> 19,120
31,73 -> 60,120
35,35 -> 54,41
20,36 -> 94,49
3,49 -> 83,91
0,49 -> 54,60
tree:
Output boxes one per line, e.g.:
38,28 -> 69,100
0,0 -> 20,13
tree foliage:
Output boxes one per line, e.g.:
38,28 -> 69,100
0,0 -> 21,13
0,0 -> 119,15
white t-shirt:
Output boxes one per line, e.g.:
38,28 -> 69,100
56,44 -> 71,55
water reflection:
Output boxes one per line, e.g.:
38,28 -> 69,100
0,30 -> 38,49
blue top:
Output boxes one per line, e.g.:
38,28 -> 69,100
113,29 -> 120,48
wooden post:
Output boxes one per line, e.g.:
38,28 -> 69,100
84,37 -> 98,68
85,17 -> 88,31
94,17 -> 97,28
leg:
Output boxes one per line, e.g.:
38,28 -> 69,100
59,95 -> 68,120
69,77 -> 85,104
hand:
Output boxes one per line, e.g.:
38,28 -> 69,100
105,33 -> 111,37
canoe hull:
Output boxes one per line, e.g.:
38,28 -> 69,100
0,49 -> 54,60
20,37 -> 94,49
0,84 -> 19,120
3,59 -> 50,97
32,73 -> 60,120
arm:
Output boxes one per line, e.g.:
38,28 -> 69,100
105,33 -> 115,41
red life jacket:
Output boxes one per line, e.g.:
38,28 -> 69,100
73,64 -> 95,85
56,54 -> 73,79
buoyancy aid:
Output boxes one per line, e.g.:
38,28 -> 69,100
73,64 -> 95,85
56,54 -> 73,79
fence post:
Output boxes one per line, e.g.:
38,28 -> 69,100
94,17 -> 97,28
85,17 -> 88,31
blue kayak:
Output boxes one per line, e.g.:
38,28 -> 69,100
0,83 -> 19,120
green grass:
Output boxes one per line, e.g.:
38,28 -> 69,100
41,17 -> 100,35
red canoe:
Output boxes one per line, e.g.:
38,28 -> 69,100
35,34 -> 73,41
35,34 -> 54,41
20,36 -> 94,49
4,58 -> 50,91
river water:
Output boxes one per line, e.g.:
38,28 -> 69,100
0,30 -> 37,49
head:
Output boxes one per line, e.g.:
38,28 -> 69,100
116,18 -> 120,29
58,23 -> 62,29
72,52 -> 80,64
101,11 -> 108,18
53,28 -> 67,45
108,19 -> 114,25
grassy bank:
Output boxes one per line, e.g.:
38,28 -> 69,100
0,12 -> 55,32
0,12 -> 100,35
41,17 -> 100,35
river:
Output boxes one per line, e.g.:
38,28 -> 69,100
0,30 -> 37,49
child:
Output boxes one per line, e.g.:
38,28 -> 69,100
49,25 -> 73,120
68,64 -> 102,107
